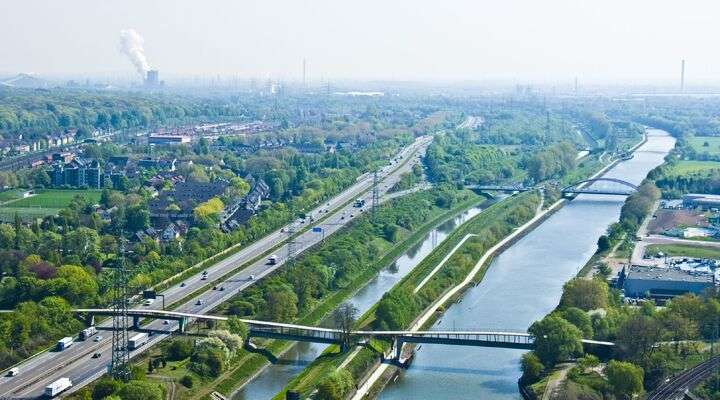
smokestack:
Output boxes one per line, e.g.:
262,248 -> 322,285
119,29 -> 150,80
302,58 -> 307,87
680,59 -> 685,92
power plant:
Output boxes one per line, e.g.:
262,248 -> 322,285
145,69 -> 161,87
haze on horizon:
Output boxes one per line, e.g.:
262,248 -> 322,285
1,0 -> 719,85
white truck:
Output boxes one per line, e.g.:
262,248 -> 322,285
56,337 -> 73,351
268,254 -> 278,265
44,377 -> 72,397
79,326 -> 97,340
128,333 -> 149,350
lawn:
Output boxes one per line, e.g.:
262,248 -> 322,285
646,244 -> 720,259
0,189 -> 102,221
664,160 -> 720,176
3,189 -> 102,208
0,189 -> 28,203
688,136 -> 720,157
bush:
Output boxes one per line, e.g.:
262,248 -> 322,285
116,380 -> 163,400
520,352 -> 544,384
179,375 -> 194,388
317,369 -> 354,400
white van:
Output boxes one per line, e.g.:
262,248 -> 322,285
7,367 -> 19,377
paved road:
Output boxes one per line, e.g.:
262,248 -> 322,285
632,234 -> 720,266
0,136 -> 432,399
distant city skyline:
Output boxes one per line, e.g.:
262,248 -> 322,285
2,0 -> 720,85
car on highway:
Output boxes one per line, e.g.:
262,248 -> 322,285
7,367 -> 18,377
92,352 -> 101,359
94,336 -> 102,342
212,285 -> 217,290
143,299 -> 154,306
163,320 -> 169,325
201,276 -> 207,280
180,282 -> 186,287
219,286 -> 225,291
249,274 -> 255,280
196,300 -> 202,306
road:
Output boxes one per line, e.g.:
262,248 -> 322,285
632,234 -> 720,266
0,136 -> 432,399
647,356 -> 720,400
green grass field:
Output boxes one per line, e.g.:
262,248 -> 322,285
688,136 -> 720,156
646,244 -> 720,259
0,189 -> 27,202
0,189 -> 102,221
3,189 -> 102,208
664,160 -> 720,176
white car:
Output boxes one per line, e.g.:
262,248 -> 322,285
94,336 -> 102,342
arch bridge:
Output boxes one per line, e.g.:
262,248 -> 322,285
561,177 -> 638,196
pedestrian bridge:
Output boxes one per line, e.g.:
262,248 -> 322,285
73,309 -> 614,354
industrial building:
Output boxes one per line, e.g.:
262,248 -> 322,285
620,265 -> 715,300
683,193 -> 720,210
145,69 -> 160,87
148,135 -> 191,145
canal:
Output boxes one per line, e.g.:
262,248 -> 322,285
232,206 -> 487,399
378,129 -> 675,399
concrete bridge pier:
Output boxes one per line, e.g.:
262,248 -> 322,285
393,338 -> 405,361
132,315 -> 140,329
178,317 -> 186,333
84,313 -> 95,327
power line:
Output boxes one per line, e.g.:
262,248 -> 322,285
110,238 -> 131,382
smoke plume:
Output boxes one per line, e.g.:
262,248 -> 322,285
119,29 -> 150,78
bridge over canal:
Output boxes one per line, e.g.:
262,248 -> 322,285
74,309 -> 614,358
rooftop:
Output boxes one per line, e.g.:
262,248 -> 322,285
626,265 -> 714,284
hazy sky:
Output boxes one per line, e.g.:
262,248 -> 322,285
2,0 -> 719,84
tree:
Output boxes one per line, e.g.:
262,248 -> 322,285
528,314 -> 583,367
92,377 -> 120,400
262,286 -> 298,321
179,375 -> 194,388
520,352 -> 544,384
165,339 -> 192,361
317,369 -> 354,400
332,302 -> 358,351
116,380 -> 163,400
560,307 -> 593,338
559,278 -> 608,311
606,360 -> 643,399
597,235 -> 610,252
616,314 -> 664,360
226,316 -> 249,339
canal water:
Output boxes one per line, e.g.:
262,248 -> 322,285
233,206 -> 487,399
378,129 -> 676,400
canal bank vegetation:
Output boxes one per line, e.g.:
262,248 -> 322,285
273,191 -> 542,399
111,187 -> 482,399
521,274 -> 720,399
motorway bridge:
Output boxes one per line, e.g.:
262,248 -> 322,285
75,308 -> 614,359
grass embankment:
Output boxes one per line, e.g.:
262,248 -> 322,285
275,191 -> 542,399
147,189 -> 483,399
646,244 -> 720,259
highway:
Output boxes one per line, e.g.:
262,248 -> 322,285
0,135 -> 432,399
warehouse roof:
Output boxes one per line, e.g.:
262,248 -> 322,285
626,265 -> 714,284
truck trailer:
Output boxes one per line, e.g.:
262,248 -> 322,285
44,377 -> 72,397
79,326 -> 97,340
56,337 -> 73,351
128,333 -> 148,350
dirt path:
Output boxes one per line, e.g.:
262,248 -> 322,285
541,364 -> 573,400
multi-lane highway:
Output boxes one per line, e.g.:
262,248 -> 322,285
0,135 -> 431,398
